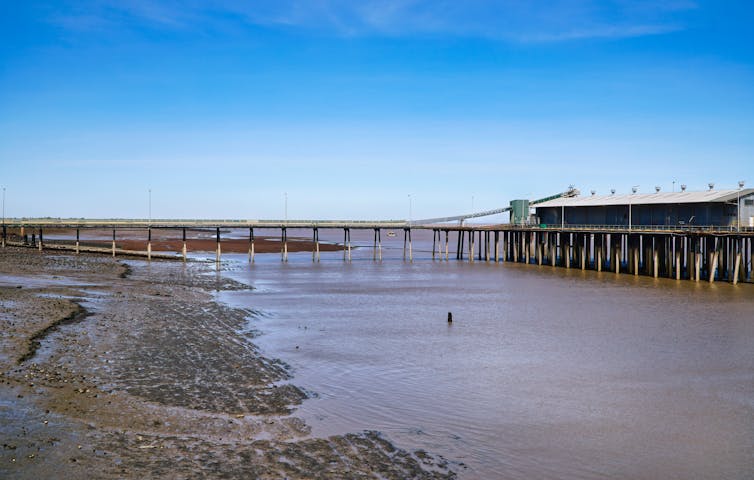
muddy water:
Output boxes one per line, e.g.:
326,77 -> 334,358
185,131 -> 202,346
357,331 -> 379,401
218,230 -> 754,479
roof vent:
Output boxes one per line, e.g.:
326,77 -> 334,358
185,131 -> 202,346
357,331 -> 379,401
590,190 -> 596,196
681,184 -> 687,192
610,189 -> 616,195
655,186 -> 661,193
708,182 -> 715,190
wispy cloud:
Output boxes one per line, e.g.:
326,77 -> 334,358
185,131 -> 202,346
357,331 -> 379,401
48,0 -> 697,43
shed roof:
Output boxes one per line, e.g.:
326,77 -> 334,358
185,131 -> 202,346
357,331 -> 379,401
534,188 -> 754,208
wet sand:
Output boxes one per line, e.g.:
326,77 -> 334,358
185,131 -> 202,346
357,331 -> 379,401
0,247 -> 456,479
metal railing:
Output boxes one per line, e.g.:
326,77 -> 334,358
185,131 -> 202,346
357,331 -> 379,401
527,224 -> 754,233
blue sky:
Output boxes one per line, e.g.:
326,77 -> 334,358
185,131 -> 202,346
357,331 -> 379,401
1,1 -> 753,220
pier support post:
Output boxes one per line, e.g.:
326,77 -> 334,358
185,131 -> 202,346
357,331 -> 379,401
216,227 -> 221,264
694,240 -> 701,282
408,228 -> 412,262
345,228 -> 351,262
112,229 -> 116,257
282,227 -> 288,262
469,230 -> 475,263
315,228 -> 321,263
38,229 -> 43,252
76,229 -> 80,254
709,238 -> 719,282
403,228 -> 412,262
1,226 -> 5,248
652,237 -> 659,278
147,228 -> 152,261
550,234 -> 557,267
404,228 -> 408,261
596,235 -> 603,272
249,228 -> 255,264
537,233 -> 543,265
377,229 -> 382,262
732,238 -> 741,285
494,231 -> 499,262
182,228 -> 187,262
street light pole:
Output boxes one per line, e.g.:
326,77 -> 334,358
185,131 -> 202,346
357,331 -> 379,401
738,180 -> 745,231
284,192 -> 288,225
629,186 -> 638,231
2,187 -> 5,226
408,194 -> 412,226
148,189 -> 152,225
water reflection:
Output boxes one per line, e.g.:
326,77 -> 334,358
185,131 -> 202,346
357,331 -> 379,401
219,243 -> 754,479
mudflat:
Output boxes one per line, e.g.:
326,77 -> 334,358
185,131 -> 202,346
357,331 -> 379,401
0,247 -> 455,479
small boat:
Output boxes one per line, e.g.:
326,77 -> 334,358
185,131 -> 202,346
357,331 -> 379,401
386,231 -> 396,237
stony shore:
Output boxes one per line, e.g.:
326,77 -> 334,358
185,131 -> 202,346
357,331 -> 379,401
0,247 -> 455,479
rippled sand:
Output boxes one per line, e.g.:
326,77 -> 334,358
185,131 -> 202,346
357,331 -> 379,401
0,246 -> 455,479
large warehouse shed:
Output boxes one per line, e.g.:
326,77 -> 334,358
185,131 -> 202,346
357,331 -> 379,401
534,188 -> 754,228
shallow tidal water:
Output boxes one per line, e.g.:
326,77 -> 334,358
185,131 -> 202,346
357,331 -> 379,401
217,230 -> 754,479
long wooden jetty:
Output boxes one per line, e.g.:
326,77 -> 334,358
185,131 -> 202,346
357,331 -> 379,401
2,219 -> 752,284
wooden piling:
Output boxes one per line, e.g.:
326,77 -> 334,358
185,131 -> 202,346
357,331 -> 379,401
282,227 -> 288,262
216,227 -> 221,264
249,228 -> 255,264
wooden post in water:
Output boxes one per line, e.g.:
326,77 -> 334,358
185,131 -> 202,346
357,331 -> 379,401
732,237 -> 741,285
582,233 -> 587,269
249,228 -> 255,264
403,228 -> 407,261
596,234 -> 603,272
432,229 -> 437,261
709,237 -> 719,282
469,230 -> 475,263
147,227 -> 152,261
314,228 -> 320,262
494,231 -> 499,262
112,229 -> 116,257
652,235 -> 660,278
215,227 -> 221,264
282,227 -> 288,262
38,228 -> 43,252
1,226 -> 5,248
182,228 -> 187,262
347,228 -> 352,262
445,230 -> 449,261
76,229 -> 80,254
377,228 -> 382,262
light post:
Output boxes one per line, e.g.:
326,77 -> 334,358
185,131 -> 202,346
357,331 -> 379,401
408,194 -> 412,226
284,192 -> 288,225
738,180 -> 745,231
148,188 -> 152,225
2,187 -> 5,226
629,186 -> 638,231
